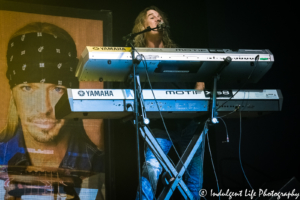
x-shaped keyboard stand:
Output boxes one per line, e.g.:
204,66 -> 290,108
138,124 -> 208,200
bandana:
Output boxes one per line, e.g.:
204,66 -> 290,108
6,32 -> 79,89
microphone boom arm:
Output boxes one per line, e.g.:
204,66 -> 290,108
123,26 -> 160,47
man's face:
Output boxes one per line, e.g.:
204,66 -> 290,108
144,10 -> 163,35
12,83 -> 67,143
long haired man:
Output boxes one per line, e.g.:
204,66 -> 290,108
132,6 -> 205,200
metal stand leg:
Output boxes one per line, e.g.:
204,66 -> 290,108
138,125 -> 208,200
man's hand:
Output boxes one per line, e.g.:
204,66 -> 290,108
195,82 -> 205,90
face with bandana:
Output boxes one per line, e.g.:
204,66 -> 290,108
6,31 -> 79,143
12,83 -> 67,143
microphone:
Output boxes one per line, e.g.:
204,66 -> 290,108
157,21 -> 168,30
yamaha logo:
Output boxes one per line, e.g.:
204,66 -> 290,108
78,90 -> 85,96
100,47 -> 127,51
92,47 -> 129,51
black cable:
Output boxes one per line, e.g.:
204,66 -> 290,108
217,117 -> 230,143
238,109 -> 253,190
205,120 -> 220,200
139,52 -> 192,179
132,49 -> 175,198
218,106 -> 239,118
128,49 -> 189,198
216,55 -> 260,111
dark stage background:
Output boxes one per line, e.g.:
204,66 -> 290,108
5,0 -> 298,199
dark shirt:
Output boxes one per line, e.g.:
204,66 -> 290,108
0,125 -> 104,173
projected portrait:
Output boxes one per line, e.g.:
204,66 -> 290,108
0,22 -> 104,199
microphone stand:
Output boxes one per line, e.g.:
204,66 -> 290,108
122,26 -> 159,200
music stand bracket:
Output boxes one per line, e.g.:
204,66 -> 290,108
211,56 -> 232,123
123,27 -> 157,200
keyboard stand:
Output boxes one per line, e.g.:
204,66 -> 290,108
127,55 -> 233,199
138,124 -> 208,200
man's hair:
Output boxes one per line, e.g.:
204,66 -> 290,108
132,6 -> 177,48
0,22 -> 77,142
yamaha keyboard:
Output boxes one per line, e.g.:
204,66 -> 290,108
55,89 -> 283,119
75,47 -> 274,84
